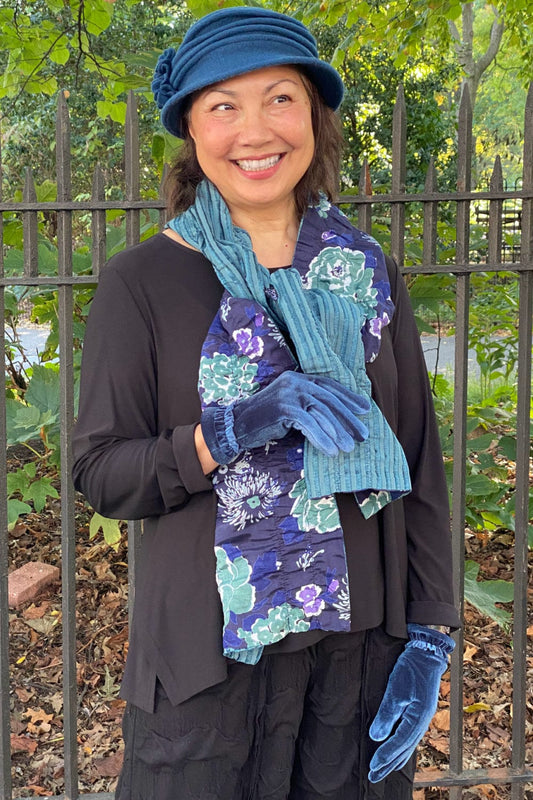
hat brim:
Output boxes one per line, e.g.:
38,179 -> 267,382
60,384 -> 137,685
161,56 -> 344,139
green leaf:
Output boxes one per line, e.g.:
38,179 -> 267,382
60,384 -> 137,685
96,99 -> 127,124
8,498 -> 32,530
5,399 -> 54,446
465,473 -> 501,497
498,435 -> 517,461
464,560 -> 513,630
89,512 -> 123,550
22,476 -> 59,514
82,0 -> 115,36
7,469 -> 31,497
25,365 -> 60,418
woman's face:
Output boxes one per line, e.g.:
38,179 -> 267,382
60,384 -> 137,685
188,65 -> 315,219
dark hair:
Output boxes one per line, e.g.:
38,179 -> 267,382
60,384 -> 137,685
164,70 -> 344,218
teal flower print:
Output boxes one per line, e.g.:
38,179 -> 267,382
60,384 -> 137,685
303,246 -> 378,318
359,490 -> 392,519
315,196 -> 332,218
215,546 -> 256,626
238,603 -> 310,647
199,353 -> 259,405
289,478 -> 340,533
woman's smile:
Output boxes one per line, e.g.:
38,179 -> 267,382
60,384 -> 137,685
233,153 -> 283,174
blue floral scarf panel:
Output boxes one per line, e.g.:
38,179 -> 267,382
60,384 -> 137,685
199,293 -> 351,665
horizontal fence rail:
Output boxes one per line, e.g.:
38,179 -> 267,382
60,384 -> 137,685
1,84 -> 532,799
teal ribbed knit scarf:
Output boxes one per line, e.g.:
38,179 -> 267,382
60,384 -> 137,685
168,180 -> 411,515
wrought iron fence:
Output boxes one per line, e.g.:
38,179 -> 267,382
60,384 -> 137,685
0,83 -> 532,799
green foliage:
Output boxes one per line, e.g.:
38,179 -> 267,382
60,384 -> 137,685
7,462 -> 59,530
464,559 -> 513,631
89,512 -> 123,551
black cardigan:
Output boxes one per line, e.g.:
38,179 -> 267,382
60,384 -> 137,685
72,232 -> 460,712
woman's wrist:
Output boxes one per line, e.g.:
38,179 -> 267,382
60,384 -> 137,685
424,624 -> 451,635
194,423 -> 219,475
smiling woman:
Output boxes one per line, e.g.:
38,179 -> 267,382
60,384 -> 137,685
72,7 -> 460,800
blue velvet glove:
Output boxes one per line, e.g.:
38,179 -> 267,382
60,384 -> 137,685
368,624 -> 455,783
201,371 -> 371,465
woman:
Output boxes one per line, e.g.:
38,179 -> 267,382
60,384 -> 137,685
72,7 -> 460,799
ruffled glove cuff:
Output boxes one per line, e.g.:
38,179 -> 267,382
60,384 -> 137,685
201,404 -> 240,465
407,623 -> 455,658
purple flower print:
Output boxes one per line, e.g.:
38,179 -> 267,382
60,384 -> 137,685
233,327 -> 265,358
296,584 -> 325,617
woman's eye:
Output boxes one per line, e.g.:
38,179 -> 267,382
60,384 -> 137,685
273,94 -> 290,104
212,102 -> 234,112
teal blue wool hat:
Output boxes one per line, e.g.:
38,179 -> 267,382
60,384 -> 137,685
152,6 -> 344,139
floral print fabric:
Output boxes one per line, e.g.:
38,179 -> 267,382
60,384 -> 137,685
199,296 -> 351,664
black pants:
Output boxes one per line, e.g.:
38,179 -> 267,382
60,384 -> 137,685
115,627 -> 415,800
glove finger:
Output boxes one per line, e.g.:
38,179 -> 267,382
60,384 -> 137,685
293,413 -> 348,456
368,736 -> 419,783
308,405 -> 369,452
310,376 -> 371,415
304,389 -> 370,444
369,690 -> 409,741
369,713 -> 424,778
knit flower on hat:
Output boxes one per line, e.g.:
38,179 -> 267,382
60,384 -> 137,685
152,48 -> 176,109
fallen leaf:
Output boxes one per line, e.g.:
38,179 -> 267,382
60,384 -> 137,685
14,686 -> 35,703
24,708 -> 54,735
25,709 -> 54,725
475,784 -> 498,797
22,786 -> 52,797
10,734 -> 38,755
464,643 -> 479,661
431,709 -> 450,731
94,751 -> 124,777
464,702 -> 491,713
24,616 -> 59,636
428,735 -> 449,754
22,602 -> 50,620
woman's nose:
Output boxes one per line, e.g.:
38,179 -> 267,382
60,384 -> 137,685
236,108 -> 273,145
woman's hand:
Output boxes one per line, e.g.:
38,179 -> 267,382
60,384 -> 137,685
200,371 -> 370,466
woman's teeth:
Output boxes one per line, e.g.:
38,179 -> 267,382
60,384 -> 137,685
235,155 -> 281,172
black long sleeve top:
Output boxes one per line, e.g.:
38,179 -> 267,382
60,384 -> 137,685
72,232 -> 460,712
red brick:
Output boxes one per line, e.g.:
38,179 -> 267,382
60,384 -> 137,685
8,562 -> 60,608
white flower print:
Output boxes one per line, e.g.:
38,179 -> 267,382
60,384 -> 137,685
216,468 -> 284,531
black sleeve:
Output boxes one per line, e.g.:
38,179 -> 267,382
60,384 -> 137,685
72,262 -> 213,520
387,259 -> 460,629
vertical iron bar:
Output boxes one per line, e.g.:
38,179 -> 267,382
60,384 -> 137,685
0,123 -> 13,800
449,84 -> 472,800
391,85 -> 406,267
56,90 -> 78,800
23,168 -> 38,277
159,164 -> 169,231
510,81 -> 533,800
91,165 -> 106,277
488,157 -> 503,268
357,160 -> 372,234
422,158 -> 438,268
125,91 -> 140,248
